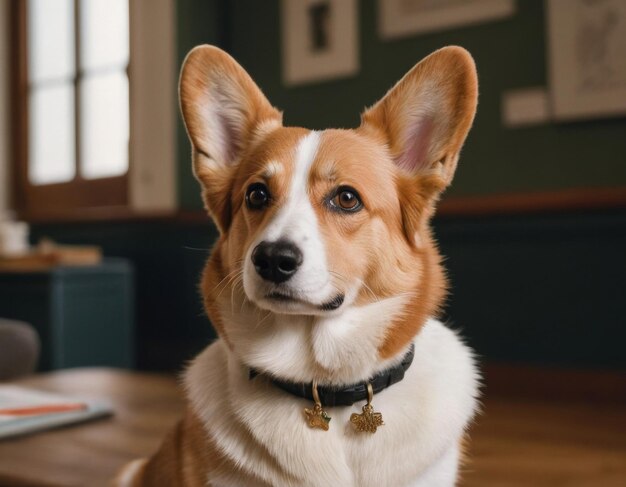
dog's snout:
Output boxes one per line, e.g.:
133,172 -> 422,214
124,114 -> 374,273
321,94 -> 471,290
251,240 -> 303,284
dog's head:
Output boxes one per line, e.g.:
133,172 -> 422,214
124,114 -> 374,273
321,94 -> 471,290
180,46 -> 477,382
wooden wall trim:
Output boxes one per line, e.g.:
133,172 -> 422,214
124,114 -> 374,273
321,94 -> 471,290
19,207 -> 198,225
0,0 -> 11,213
483,362 -> 626,403
18,186 -> 626,224
10,0 -> 27,212
438,186 -> 626,217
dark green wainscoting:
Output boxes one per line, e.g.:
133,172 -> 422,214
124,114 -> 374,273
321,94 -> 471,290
436,210 -> 626,369
30,208 -> 626,372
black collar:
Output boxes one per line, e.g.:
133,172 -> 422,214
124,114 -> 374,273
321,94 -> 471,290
249,344 -> 415,407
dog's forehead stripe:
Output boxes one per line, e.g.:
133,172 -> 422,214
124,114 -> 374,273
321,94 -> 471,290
290,130 -> 320,196
258,130 -> 321,242
252,130 -> 331,299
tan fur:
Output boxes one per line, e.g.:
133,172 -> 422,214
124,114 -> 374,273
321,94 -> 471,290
126,408 -> 254,487
201,127 -> 309,347
225,127 -> 309,269
456,433 -> 473,485
360,46 -> 478,184
358,47 -> 477,358
117,45 -> 478,485
305,130 -> 446,359
179,46 -> 283,233
129,410 -> 208,486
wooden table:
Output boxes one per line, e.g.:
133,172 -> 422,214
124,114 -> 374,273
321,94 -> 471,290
0,369 -> 184,487
0,367 -> 625,486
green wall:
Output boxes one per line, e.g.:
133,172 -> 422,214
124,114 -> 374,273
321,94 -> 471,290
176,0 -> 221,210
176,0 -> 626,209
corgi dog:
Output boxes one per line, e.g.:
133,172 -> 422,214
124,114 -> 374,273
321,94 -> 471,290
117,45 -> 479,487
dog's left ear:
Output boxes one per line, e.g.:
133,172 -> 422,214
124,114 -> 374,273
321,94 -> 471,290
360,46 -> 477,246
360,46 -> 477,194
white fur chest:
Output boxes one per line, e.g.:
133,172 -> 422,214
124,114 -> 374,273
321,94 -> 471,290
185,320 -> 479,487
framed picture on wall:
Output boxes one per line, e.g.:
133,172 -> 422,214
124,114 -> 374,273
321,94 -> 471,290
547,0 -> 626,121
378,0 -> 516,39
281,0 -> 359,86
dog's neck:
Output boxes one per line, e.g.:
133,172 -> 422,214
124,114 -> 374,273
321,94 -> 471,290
218,292 -> 416,386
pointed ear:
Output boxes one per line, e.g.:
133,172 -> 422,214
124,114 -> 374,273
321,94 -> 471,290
179,45 -> 282,232
360,46 -> 477,192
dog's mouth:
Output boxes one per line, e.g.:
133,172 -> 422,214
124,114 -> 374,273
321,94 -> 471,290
319,294 -> 345,311
266,291 -> 296,302
265,291 -> 345,312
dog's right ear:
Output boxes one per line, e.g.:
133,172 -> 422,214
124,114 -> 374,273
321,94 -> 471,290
179,45 -> 282,233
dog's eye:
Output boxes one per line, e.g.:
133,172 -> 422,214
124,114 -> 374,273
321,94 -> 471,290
330,186 -> 362,212
246,183 -> 270,210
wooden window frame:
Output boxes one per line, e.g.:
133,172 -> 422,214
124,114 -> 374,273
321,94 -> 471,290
11,0 -> 129,220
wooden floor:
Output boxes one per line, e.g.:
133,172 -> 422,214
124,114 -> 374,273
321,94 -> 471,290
0,368 -> 625,486
463,395 -> 626,486
0,370 -> 185,487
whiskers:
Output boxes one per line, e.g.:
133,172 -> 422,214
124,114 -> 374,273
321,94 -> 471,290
328,270 -> 380,303
182,245 -> 212,252
204,259 -> 273,328
212,260 -> 245,301
252,308 -> 274,329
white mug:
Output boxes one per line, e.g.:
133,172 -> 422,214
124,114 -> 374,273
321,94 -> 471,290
0,220 -> 29,257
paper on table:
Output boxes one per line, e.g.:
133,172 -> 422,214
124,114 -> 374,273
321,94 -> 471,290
0,385 -> 113,439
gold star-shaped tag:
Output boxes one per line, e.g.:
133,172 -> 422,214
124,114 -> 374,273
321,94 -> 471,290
304,403 -> 331,431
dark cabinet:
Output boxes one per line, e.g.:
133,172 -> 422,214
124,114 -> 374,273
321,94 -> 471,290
0,259 -> 134,370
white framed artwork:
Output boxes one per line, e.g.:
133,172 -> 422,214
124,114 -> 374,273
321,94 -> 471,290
379,0 -> 516,39
281,0 -> 359,86
547,0 -> 626,121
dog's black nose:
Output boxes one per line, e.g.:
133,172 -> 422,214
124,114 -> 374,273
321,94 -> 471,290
251,240 -> 303,284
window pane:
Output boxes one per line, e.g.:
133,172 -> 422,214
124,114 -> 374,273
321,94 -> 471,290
28,0 -> 75,83
80,71 -> 129,179
29,84 -> 76,185
80,0 -> 129,71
